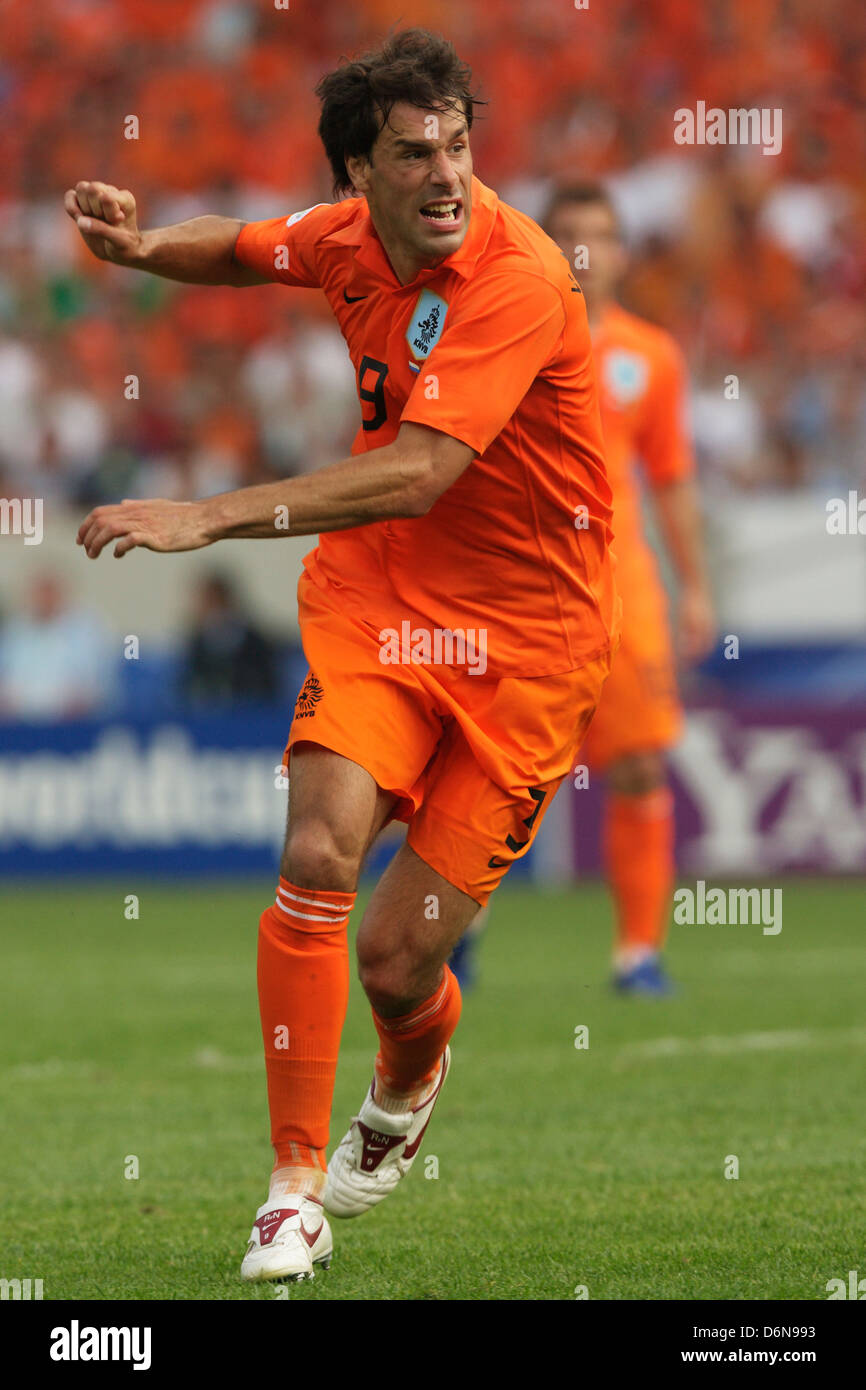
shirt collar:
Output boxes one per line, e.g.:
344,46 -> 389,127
323,176 -> 499,288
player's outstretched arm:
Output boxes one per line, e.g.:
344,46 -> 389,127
77,425 -> 476,559
63,181 -> 268,286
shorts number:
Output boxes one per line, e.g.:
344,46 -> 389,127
359,355 -> 388,432
505,787 -> 547,852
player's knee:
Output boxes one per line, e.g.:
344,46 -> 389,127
606,751 -> 667,796
356,943 -> 417,1015
358,966 -> 416,1016
281,820 -> 362,892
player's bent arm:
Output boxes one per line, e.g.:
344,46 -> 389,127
135,218 -> 269,286
64,181 -> 266,285
88,215 -> 266,287
211,424 -> 475,538
77,425 -> 475,558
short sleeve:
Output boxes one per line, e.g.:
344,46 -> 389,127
233,202 -> 334,288
636,336 -> 694,484
400,272 -> 566,455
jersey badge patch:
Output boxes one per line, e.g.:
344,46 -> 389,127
406,290 -> 449,369
604,349 -> 649,405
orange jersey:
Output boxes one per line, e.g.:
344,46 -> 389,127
234,176 -> 618,678
593,304 -> 693,596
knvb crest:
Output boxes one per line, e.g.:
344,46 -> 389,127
604,349 -> 649,405
406,291 -> 449,373
295,672 -> 324,719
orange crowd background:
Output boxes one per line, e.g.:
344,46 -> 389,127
0,0 -> 863,509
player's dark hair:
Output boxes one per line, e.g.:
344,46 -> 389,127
315,28 -> 484,197
543,182 -> 621,236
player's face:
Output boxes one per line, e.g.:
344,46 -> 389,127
347,102 -> 473,282
547,201 -> 625,306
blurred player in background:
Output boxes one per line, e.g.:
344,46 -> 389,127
67,30 -> 620,1283
546,183 -> 715,995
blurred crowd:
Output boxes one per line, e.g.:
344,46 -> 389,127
0,0 -> 863,518
0,566 -> 286,719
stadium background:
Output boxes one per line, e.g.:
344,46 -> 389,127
0,0 -> 863,878
2,0 -> 866,1307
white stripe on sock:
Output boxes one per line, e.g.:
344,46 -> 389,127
275,897 -> 348,926
277,885 -> 351,913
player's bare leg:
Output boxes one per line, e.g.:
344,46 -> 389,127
325,843 -> 479,1217
242,744 -> 395,1281
370,820 -> 489,988
357,842 -> 480,1015
604,749 -> 676,994
280,743 -> 397,892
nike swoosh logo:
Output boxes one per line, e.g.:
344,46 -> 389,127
343,290 -> 367,303
300,1219 -> 323,1249
403,1053 -> 449,1160
402,1124 -> 431,1163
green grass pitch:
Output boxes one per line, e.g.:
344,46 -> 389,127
1,878 -> 864,1301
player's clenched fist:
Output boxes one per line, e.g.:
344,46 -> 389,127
63,181 -> 144,265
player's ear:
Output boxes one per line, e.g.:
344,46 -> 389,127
345,154 -> 371,195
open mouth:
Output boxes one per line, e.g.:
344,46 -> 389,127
419,198 -> 463,227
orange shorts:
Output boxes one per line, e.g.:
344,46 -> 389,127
285,574 -> 612,905
580,576 -> 681,772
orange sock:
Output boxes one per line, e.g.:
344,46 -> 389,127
372,965 -> 462,1110
257,876 -> 354,1200
603,788 -> 675,965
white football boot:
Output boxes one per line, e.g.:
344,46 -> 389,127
240,1194 -> 333,1282
325,1048 -> 450,1218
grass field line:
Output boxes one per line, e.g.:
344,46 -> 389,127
618,1024 -> 866,1061
5,1027 -> 866,1084
0,1046 -> 379,1082
711,947 -> 866,974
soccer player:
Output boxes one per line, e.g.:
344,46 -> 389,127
545,183 -> 715,995
68,30 -> 619,1282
